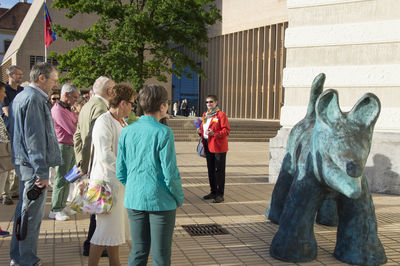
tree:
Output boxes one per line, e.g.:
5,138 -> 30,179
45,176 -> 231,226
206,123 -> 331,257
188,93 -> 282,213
51,0 -> 221,89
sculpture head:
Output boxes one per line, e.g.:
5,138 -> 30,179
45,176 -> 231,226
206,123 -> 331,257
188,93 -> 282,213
311,89 -> 380,198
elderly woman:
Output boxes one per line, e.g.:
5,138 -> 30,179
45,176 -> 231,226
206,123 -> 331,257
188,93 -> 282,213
197,95 -> 230,203
117,84 -> 184,266
88,83 -> 136,266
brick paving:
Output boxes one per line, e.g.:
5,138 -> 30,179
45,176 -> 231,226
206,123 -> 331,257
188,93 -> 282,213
1,142 -> 399,265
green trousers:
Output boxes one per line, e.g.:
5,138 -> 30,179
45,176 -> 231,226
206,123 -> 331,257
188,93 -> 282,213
51,144 -> 75,212
127,209 -> 176,266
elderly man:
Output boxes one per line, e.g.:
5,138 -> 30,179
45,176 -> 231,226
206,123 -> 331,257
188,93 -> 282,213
49,83 -> 80,221
74,76 -> 114,256
0,65 -> 24,205
9,62 -> 61,266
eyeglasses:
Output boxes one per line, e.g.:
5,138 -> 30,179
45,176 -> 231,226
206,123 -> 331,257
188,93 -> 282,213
128,101 -> 135,106
51,97 -> 59,101
205,101 -> 214,104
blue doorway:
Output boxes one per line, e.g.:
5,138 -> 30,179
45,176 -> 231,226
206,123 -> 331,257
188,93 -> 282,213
172,65 -> 199,116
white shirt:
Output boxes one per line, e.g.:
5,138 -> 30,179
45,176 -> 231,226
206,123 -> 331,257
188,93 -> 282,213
90,112 -> 123,191
203,117 -> 212,140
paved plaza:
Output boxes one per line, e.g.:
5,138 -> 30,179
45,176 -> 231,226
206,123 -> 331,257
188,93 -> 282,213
1,141 -> 400,265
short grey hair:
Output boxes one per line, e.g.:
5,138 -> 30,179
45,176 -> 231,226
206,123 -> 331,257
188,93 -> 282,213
6,65 -> 21,75
30,62 -> 57,83
92,76 -> 112,95
139,84 -> 168,114
61,83 -> 79,97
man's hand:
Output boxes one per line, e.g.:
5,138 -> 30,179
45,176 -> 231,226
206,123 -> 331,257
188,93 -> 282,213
35,179 -> 48,190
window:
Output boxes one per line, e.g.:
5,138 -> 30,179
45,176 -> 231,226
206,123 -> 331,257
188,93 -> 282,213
4,40 -> 11,53
30,55 -> 58,69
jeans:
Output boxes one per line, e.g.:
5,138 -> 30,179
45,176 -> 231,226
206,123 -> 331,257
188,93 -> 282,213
51,144 -> 75,212
10,165 -> 48,266
127,209 -> 176,266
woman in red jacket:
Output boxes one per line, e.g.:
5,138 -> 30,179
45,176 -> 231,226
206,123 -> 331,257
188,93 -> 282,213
197,95 -> 230,203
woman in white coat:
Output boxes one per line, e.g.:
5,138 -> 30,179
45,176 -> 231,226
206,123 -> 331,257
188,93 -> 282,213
88,83 -> 136,266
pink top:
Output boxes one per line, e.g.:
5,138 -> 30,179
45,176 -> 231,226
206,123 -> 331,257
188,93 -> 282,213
51,101 -> 78,146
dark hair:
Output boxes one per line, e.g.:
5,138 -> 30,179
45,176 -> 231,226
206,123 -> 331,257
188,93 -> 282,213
109,83 -> 137,108
139,84 -> 168,114
206,94 -> 218,102
0,81 -> 5,89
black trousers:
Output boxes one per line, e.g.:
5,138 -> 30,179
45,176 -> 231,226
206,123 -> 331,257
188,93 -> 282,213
204,140 -> 227,196
84,214 -> 96,250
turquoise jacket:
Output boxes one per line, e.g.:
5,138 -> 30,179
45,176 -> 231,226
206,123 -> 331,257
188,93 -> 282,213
116,115 -> 184,211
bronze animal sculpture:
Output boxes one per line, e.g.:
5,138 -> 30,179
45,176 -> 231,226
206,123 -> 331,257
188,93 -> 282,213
267,73 -> 386,265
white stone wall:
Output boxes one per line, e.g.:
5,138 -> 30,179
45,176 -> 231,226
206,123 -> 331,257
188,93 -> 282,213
208,0 -> 288,37
270,0 -> 400,194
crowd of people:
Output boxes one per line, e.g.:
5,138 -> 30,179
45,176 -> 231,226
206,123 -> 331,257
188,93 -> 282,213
0,62 -> 230,266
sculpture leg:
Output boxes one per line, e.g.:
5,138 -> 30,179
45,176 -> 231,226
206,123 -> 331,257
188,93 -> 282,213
316,198 -> 338,226
334,175 -> 387,266
270,170 -> 323,262
266,153 -> 294,224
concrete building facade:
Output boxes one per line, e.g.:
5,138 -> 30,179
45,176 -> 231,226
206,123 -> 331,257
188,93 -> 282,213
174,0 -> 289,117
270,0 -> 400,194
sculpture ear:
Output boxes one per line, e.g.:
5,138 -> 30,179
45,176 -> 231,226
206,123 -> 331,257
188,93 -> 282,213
316,89 -> 342,125
348,93 -> 381,128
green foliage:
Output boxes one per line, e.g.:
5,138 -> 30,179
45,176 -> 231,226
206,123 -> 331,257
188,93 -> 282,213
51,0 -> 221,90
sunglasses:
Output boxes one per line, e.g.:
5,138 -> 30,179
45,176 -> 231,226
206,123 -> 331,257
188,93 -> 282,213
51,97 -> 59,101
205,100 -> 214,104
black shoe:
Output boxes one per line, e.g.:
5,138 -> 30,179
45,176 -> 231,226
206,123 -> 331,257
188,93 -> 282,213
203,193 -> 217,200
11,195 -> 19,199
213,195 -> 224,203
101,248 -> 108,257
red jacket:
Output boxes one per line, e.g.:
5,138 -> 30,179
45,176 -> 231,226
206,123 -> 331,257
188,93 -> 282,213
200,111 -> 230,153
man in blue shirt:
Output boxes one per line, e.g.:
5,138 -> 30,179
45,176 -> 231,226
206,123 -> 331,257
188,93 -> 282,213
0,65 -> 23,206
9,62 -> 62,266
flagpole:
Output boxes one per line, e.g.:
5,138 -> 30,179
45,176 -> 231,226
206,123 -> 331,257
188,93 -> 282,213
44,0 -> 47,61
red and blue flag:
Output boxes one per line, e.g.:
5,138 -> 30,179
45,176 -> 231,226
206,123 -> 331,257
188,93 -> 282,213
44,3 -> 57,48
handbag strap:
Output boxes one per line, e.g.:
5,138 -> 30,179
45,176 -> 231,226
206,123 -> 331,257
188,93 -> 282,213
87,142 -> 95,179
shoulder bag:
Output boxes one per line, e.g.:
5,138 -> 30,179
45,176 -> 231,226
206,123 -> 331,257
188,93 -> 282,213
197,139 -> 206,158
69,144 -> 113,214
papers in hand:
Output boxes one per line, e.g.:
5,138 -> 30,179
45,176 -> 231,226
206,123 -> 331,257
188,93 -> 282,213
64,165 -> 83,183
193,118 -> 202,129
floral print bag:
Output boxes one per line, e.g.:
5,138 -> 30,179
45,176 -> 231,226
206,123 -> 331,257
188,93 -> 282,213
70,179 -> 113,214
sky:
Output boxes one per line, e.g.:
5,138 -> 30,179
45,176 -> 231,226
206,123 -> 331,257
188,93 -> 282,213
0,0 -> 33,9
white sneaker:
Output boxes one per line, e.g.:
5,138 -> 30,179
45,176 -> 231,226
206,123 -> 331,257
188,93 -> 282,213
48,211 -> 69,221
63,206 -> 77,216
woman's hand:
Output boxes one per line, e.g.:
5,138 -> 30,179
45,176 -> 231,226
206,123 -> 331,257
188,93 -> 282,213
196,127 -> 201,134
206,129 -> 214,136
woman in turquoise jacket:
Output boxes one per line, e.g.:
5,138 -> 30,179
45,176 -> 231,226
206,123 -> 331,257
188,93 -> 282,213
116,84 -> 184,266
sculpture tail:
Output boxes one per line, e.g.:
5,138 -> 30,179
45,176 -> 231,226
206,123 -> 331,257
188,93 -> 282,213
305,73 -> 325,118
